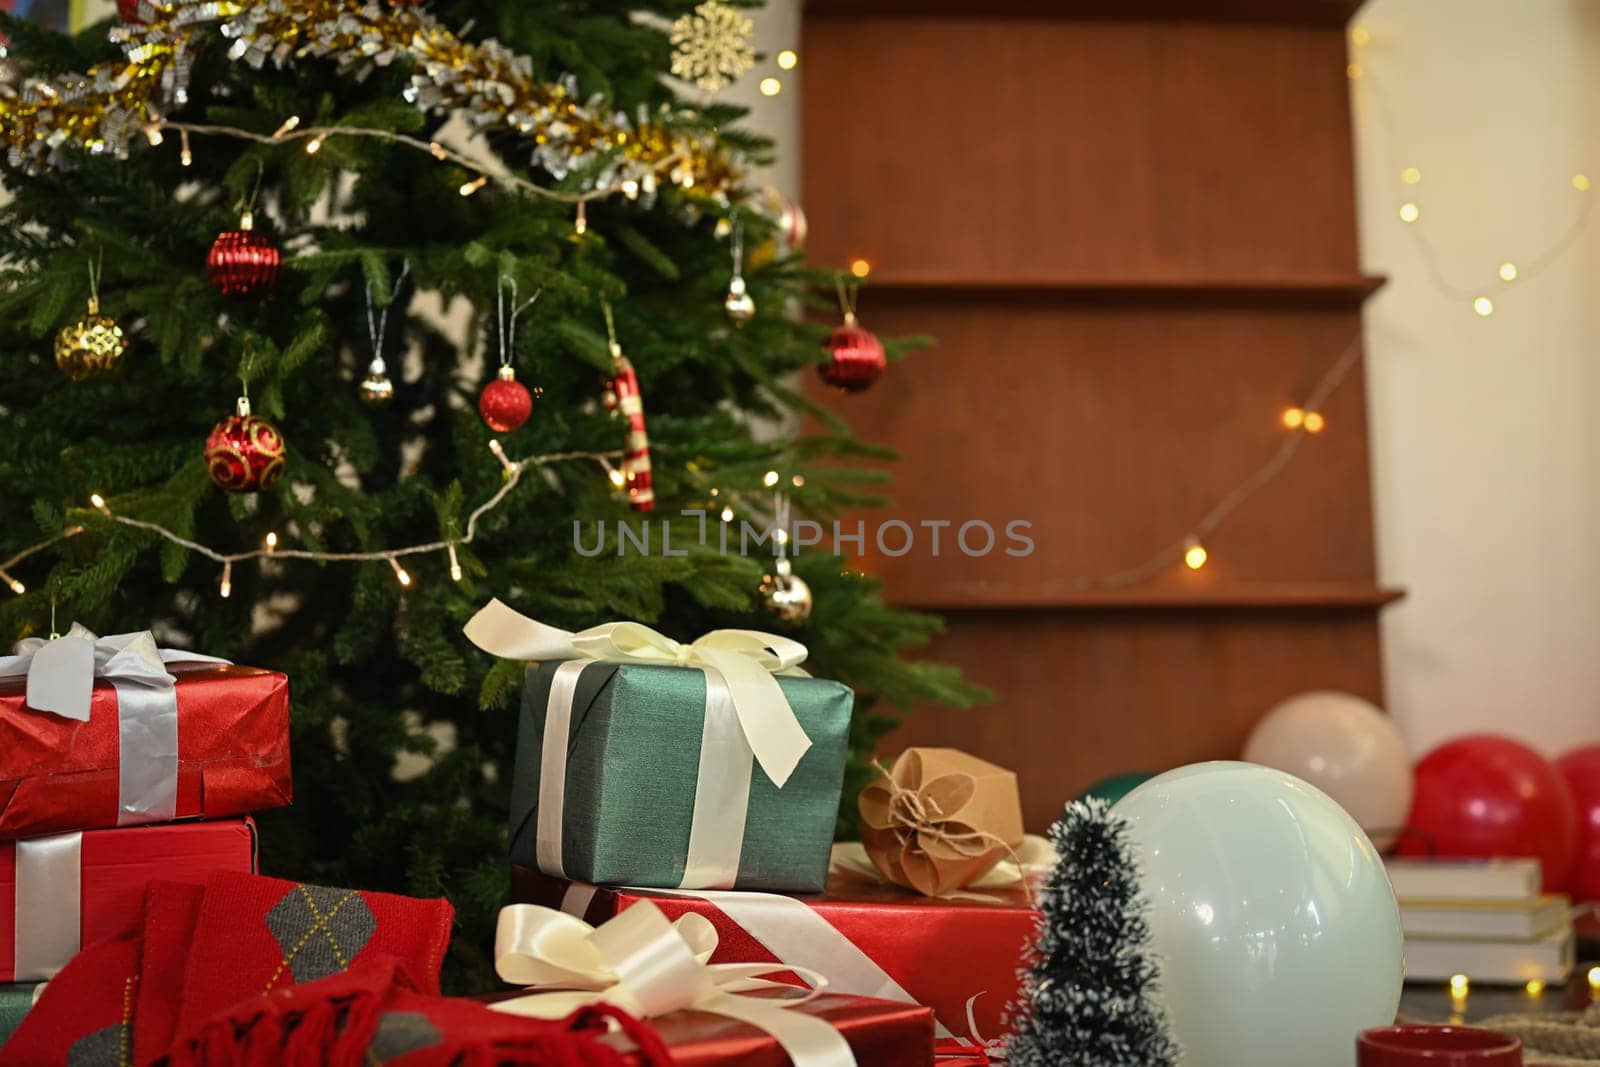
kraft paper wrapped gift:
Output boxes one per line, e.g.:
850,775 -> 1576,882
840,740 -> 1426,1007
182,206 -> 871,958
0,626 -> 291,839
467,600 -> 853,891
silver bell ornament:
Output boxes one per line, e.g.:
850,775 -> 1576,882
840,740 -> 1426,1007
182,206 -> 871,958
359,356 -> 395,405
759,557 -> 813,624
724,274 -> 755,325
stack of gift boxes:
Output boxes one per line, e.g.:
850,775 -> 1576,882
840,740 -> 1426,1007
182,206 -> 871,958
468,601 -> 1041,1066
0,627 -> 291,1044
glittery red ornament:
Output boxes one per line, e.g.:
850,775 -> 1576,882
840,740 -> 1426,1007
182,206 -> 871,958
207,214 -> 281,297
478,366 -> 533,432
116,0 -> 144,22
205,396 -> 286,492
818,315 -> 886,392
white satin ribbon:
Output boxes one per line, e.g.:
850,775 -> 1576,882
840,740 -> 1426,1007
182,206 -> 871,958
492,901 -> 856,1067
13,832 -> 82,981
466,600 -> 814,888
0,624 -> 229,826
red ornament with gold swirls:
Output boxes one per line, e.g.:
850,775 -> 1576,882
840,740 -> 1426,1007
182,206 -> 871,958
818,313 -> 886,392
207,212 -> 281,297
204,396 -> 286,492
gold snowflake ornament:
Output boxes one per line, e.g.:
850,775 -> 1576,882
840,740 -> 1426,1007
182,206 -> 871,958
670,1 -> 756,93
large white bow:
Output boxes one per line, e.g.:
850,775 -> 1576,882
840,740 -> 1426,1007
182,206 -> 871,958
492,900 -> 855,1066
0,623 -> 226,723
465,599 -> 813,786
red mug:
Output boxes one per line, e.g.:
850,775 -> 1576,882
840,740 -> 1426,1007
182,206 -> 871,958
1358,1026 -> 1523,1066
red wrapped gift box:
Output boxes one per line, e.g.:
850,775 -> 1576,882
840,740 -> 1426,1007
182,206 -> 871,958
0,663 -> 291,838
511,863 -> 1035,1047
601,992 -> 933,1066
0,818 -> 257,982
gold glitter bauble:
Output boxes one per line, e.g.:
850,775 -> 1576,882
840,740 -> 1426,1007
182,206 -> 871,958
54,308 -> 128,381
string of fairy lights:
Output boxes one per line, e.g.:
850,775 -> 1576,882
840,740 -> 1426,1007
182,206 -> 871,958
0,443 -> 621,599
1347,25 -> 1594,319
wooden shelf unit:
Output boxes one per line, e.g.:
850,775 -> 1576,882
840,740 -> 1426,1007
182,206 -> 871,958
802,4 -> 1387,829
892,585 -> 1407,612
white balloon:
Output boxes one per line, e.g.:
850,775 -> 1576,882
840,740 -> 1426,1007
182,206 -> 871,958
1118,762 -> 1403,1067
1244,690 -> 1413,849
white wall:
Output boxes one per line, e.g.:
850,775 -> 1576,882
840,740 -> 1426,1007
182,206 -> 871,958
1353,0 -> 1600,756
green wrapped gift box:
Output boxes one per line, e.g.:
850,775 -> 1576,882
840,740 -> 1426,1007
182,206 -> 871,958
509,660 -> 853,891
0,983 -> 40,1046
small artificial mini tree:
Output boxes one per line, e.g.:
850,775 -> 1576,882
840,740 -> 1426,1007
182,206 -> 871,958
1005,797 -> 1181,1067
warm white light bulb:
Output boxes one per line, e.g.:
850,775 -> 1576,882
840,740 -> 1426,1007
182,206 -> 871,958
1525,979 -> 1545,996
90,493 -> 108,512
850,258 -> 871,278
1398,202 -> 1420,223
389,558 -> 412,587
763,470 -> 780,487
1184,543 -> 1208,570
720,506 -> 735,523
1303,412 -> 1326,434
608,469 -> 627,488
264,531 -> 278,552
1282,407 -> 1305,429
777,49 -> 798,70
1498,261 -> 1518,282
1400,167 -> 1421,185
1473,296 -> 1495,317
448,544 -> 463,582
7,579 -> 23,595
759,77 -> 782,97
272,115 -> 301,139
305,135 -> 325,155
1449,974 -> 1470,997
460,177 -> 488,197
219,561 -> 233,599
1588,965 -> 1600,991
791,475 -> 806,488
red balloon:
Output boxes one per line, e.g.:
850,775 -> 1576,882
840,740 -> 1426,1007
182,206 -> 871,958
1401,735 -> 1578,891
1556,745 -> 1600,903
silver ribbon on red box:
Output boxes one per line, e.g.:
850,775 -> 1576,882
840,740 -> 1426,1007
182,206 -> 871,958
12,831 -> 83,980
0,624 -> 229,825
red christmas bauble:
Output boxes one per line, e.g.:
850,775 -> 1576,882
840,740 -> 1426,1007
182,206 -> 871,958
818,317 -> 886,393
207,226 -> 281,297
1400,734 -> 1578,892
1556,745 -> 1600,902
116,0 -> 144,22
204,398 -> 286,492
479,368 -> 533,433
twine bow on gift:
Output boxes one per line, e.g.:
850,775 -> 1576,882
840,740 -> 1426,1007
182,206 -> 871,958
859,751 -> 1029,898
491,901 -> 856,1067
465,598 -> 813,786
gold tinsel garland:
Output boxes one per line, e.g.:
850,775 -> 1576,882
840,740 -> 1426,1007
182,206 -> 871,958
0,0 -> 740,199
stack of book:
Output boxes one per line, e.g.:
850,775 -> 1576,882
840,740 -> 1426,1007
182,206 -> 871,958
1386,857 -> 1575,984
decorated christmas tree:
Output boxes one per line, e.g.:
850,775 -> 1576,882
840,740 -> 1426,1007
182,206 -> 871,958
1006,798 -> 1180,1067
0,0 -> 983,985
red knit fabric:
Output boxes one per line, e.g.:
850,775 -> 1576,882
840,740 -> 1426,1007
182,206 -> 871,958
173,870 -> 454,1037
0,932 -> 143,1066
0,871 -> 668,1067
167,966 -> 671,1067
